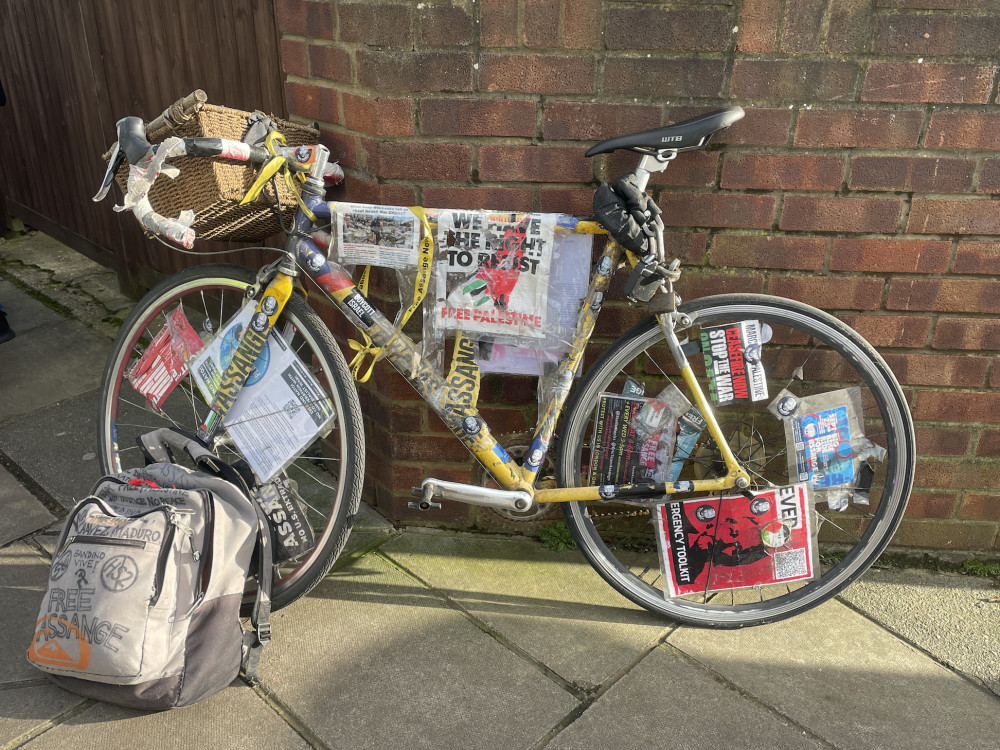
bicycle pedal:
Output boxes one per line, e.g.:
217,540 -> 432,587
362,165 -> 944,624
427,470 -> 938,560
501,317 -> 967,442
409,486 -> 443,511
407,499 -> 443,511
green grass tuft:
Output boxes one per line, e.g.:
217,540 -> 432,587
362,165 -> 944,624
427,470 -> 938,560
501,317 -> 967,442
538,522 -> 577,552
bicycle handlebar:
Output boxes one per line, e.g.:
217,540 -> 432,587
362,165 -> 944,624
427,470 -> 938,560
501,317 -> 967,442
94,114 -> 342,249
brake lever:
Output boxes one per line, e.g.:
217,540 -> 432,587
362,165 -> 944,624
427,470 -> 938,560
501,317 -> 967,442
93,142 -> 125,202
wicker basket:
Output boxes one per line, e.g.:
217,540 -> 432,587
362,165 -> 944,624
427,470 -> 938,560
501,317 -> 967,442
112,103 -> 319,241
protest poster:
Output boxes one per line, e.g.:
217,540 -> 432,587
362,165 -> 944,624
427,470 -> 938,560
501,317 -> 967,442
125,305 -> 205,411
654,484 -> 817,598
190,305 -> 335,482
588,394 -> 676,487
435,209 -> 556,340
699,320 -> 769,406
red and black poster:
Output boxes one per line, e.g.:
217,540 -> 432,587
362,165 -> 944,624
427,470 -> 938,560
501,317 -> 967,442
588,394 -> 674,486
654,484 -> 817,598
699,320 -> 768,406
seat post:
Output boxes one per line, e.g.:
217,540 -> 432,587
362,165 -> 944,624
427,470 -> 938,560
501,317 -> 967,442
634,150 -> 676,192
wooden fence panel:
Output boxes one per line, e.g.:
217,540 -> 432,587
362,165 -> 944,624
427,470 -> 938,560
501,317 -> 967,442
0,0 -> 287,292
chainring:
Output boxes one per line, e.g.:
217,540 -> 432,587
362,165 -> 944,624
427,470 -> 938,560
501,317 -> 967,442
470,432 -> 560,525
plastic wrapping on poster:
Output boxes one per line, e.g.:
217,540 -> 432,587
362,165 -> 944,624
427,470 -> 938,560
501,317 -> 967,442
189,303 -> 335,482
125,305 -> 206,411
653,484 -> 819,598
324,201 -> 441,367
588,385 -> 692,488
424,211 -> 593,380
768,387 -> 882,510
699,320 -> 771,406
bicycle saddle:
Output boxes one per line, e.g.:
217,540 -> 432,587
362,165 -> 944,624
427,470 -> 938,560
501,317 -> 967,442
584,106 -> 745,156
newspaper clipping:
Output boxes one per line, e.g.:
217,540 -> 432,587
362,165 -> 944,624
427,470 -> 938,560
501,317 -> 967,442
335,202 -> 420,269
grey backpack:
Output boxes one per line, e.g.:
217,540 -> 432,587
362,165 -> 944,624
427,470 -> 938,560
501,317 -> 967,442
27,429 -> 272,710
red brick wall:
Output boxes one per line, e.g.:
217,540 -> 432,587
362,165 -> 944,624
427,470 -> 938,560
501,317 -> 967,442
276,0 -> 1000,554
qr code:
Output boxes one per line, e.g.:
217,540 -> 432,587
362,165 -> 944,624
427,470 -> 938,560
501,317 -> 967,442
773,548 -> 808,580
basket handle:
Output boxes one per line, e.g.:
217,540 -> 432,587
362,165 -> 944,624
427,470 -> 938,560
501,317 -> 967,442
145,89 -> 208,141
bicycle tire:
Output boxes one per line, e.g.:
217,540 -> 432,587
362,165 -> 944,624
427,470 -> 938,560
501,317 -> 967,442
97,264 -> 365,613
557,293 -> 915,628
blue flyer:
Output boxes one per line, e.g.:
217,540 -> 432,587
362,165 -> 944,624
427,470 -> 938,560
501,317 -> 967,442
791,405 -> 855,488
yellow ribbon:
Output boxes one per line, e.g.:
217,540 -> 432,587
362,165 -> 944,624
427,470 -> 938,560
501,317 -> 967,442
346,207 -> 434,383
239,131 -> 318,224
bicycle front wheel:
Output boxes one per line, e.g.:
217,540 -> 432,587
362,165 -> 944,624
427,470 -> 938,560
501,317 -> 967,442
558,294 -> 915,628
98,264 -> 365,612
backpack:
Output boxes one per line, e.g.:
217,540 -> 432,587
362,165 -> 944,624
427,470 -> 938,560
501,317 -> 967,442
27,429 -> 272,710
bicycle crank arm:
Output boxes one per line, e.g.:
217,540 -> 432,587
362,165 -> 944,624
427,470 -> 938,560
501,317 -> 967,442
409,479 -> 533,513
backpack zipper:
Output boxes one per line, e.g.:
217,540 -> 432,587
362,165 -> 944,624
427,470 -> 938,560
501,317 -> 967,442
56,535 -> 146,558
195,490 -> 214,600
54,496 -> 172,557
149,507 -> 194,607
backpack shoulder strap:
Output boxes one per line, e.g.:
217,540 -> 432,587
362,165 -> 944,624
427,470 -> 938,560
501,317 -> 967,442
242,497 -> 272,685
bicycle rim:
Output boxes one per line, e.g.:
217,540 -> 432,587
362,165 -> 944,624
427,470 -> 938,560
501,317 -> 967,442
98,265 -> 363,610
558,294 -> 914,627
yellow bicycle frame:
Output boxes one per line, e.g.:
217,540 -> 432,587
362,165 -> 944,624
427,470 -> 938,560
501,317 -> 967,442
203,207 -> 750,505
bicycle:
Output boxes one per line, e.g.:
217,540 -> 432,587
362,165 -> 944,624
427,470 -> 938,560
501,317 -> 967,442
94,104 -> 915,628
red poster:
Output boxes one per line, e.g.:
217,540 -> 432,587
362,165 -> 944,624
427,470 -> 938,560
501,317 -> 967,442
126,306 -> 205,410
654,484 -> 817,598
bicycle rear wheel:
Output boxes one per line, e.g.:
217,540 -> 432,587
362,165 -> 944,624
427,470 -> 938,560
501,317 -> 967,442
98,264 -> 365,612
557,294 -> 915,628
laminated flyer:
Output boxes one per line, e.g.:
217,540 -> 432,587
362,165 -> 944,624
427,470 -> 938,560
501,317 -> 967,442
334,202 -> 421,269
588,393 -> 677,486
126,305 -> 205,411
700,320 -> 769,406
477,231 -> 592,376
654,484 -> 817,598
770,387 -> 868,510
435,209 -> 556,340
189,305 -> 335,482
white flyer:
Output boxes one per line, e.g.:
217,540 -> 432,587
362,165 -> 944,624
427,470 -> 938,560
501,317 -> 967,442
334,201 -> 420,269
190,304 -> 335,482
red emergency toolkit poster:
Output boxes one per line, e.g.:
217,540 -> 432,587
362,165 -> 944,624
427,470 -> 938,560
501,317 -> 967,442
654,484 -> 817,598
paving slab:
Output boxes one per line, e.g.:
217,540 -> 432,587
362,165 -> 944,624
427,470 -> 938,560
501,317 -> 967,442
341,501 -> 396,557
0,233 -> 105,284
0,464 -> 55,545
0,391 -> 104,509
668,598 -> 1000,750
259,552 -> 578,750
20,681 -> 310,750
380,532 -> 670,689
0,279 -> 65,334
0,319 -> 108,420
0,542 -> 53,683
549,645 -> 821,750
841,567 -> 1000,695
0,683 -> 85,747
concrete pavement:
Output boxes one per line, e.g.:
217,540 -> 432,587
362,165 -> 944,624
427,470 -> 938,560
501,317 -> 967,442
1,232 -> 999,749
